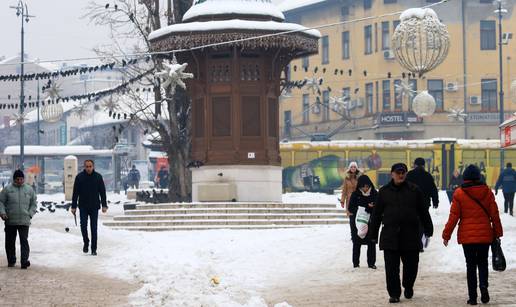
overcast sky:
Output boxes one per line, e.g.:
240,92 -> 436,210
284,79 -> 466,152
1,0 -> 286,64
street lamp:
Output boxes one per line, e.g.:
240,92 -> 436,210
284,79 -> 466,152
495,0 -> 507,169
9,0 -> 35,171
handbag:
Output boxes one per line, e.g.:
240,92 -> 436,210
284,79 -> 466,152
461,188 -> 506,272
355,206 -> 370,239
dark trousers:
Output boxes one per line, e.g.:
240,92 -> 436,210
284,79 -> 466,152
503,192 -> 514,214
383,250 -> 420,298
80,208 -> 99,252
5,225 -> 30,265
463,244 -> 490,300
353,241 -> 376,266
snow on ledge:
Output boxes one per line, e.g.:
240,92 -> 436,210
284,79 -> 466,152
149,19 -> 321,41
4,145 -> 113,156
277,0 -> 325,12
183,0 -> 285,22
400,8 -> 439,21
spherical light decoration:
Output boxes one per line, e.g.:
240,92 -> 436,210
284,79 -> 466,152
41,102 -> 64,123
412,91 -> 436,117
392,8 -> 450,75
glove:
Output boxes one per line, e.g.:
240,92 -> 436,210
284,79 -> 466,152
495,190 -> 498,196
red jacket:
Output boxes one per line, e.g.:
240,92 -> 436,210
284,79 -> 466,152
442,182 -> 503,244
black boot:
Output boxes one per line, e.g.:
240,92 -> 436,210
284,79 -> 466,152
83,243 -> 89,254
389,297 -> 400,303
404,288 -> 414,299
467,299 -> 478,305
20,261 -> 30,269
480,287 -> 490,304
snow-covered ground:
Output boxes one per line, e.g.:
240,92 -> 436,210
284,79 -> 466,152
12,190 -> 516,306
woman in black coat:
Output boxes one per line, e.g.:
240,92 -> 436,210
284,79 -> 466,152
348,175 -> 378,269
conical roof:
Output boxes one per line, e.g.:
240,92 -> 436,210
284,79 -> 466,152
182,0 -> 285,22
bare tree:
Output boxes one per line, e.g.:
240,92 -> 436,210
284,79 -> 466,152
84,0 -> 194,201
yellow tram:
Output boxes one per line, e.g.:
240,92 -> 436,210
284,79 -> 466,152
280,139 -> 513,192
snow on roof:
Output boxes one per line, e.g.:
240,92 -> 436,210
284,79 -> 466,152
149,19 -> 320,40
277,0 -> 326,12
0,55 -> 59,71
149,151 -> 167,159
183,0 -> 284,22
4,145 -> 113,156
400,8 -> 438,22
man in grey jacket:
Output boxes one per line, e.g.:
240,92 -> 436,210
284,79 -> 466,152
0,169 -> 37,269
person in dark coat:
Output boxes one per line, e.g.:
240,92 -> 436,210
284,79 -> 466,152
447,169 -> 463,203
443,164 -> 503,305
495,162 -> 516,215
370,163 -> 434,304
156,166 -> 170,189
406,157 -> 439,209
71,160 -> 108,255
127,165 -> 141,189
348,175 -> 377,269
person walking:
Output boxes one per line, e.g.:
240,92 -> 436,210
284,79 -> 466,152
340,161 -> 361,215
495,162 -> 516,216
71,160 -> 108,256
127,165 -> 141,189
370,163 -> 433,304
406,157 -> 439,209
156,166 -> 170,189
348,175 -> 377,269
443,164 -> 503,305
0,170 -> 37,269
447,169 -> 463,203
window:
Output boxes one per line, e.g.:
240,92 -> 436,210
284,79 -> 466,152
481,79 -> 497,111
366,83 -> 374,114
302,94 -> 310,124
284,110 -> 292,138
382,80 -> 391,111
341,6 -> 349,18
408,79 -> 417,110
427,80 -> 444,111
363,0 -> 372,9
394,79 -> 402,110
393,20 -> 400,31
343,87 -> 351,100
342,31 -> 350,59
242,96 -> 261,136
302,56 -> 309,70
322,36 -> 329,64
212,96 -> 231,136
480,20 -> 496,50
322,90 -> 330,121
364,25 -> 373,55
381,21 -> 390,50
384,0 -> 396,3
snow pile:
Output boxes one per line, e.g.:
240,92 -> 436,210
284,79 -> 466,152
400,8 -> 439,21
19,190 -> 516,306
183,0 -> 285,22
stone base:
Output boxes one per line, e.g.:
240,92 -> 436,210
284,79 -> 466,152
192,165 -> 282,202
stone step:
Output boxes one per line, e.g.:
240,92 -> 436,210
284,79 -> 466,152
135,203 -> 338,210
104,219 -> 347,227
113,213 -> 347,221
109,224 -> 346,232
124,208 -> 345,215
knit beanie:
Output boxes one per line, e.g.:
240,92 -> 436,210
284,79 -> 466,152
463,164 -> 481,181
13,169 -> 24,180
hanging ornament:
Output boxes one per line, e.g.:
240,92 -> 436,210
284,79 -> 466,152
72,103 -> 89,119
447,107 -> 467,122
394,80 -> 416,98
41,101 -> 64,123
329,92 -> 350,112
10,112 -> 28,126
303,75 -> 324,95
44,81 -> 63,100
392,8 -> 450,75
102,96 -> 120,113
155,56 -> 194,94
412,91 -> 436,117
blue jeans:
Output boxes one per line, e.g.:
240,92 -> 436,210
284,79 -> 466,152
80,208 -> 99,252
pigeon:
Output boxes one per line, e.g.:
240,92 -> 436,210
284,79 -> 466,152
65,227 -> 70,232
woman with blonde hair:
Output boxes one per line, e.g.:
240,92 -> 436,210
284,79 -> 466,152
340,161 -> 361,215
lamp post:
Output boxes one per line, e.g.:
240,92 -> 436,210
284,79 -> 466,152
495,0 -> 507,169
9,0 -> 34,171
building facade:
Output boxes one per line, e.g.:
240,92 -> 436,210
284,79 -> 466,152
279,0 -> 516,141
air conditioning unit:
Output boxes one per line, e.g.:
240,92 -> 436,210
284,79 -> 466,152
469,96 -> 481,105
446,82 -> 458,92
383,49 -> 395,60
502,32 -> 513,45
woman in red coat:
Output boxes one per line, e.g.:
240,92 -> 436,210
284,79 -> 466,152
442,164 -> 503,306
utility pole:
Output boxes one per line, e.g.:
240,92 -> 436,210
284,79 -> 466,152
10,0 -> 35,171
496,0 -> 506,169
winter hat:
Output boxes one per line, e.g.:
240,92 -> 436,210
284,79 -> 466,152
463,164 -> 481,181
414,157 -> 425,166
13,169 -> 24,180
357,175 -> 374,190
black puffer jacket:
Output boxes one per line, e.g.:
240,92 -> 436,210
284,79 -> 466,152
406,166 -> 439,208
72,170 -> 107,210
369,180 -> 433,251
349,188 -> 378,244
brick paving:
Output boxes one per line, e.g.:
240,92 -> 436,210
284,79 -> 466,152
0,263 -> 137,307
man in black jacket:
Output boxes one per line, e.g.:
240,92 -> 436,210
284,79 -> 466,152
71,160 -> 108,255
406,157 -> 439,209
370,163 -> 434,303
